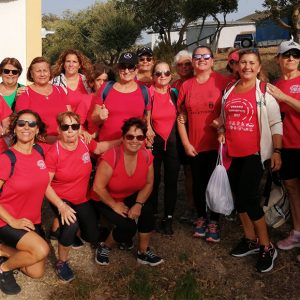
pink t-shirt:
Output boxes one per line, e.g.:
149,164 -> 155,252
45,139 -> 97,205
151,89 -> 176,145
94,145 -> 153,202
16,86 -> 69,136
177,72 -> 230,152
0,148 -> 49,227
274,76 -> 300,148
0,96 -> 12,152
95,83 -> 150,141
224,87 -> 260,157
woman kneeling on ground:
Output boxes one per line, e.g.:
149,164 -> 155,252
0,110 -> 49,295
93,117 -> 163,266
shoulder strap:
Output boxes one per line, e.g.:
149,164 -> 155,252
3,149 -> 16,178
170,88 -> 178,106
139,85 -> 149,112
33,144 -> 45,159
102,81 -> 115,103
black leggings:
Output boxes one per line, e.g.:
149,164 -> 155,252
92,194 -> 154,244
227,155 -> 264,221
55,200 -> 100,247
190,150 -> 219,221
149,133 -> 180,216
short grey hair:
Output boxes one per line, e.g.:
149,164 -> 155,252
173,50 -> 192,66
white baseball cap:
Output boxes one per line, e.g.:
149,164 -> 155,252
277,40 -> 300,54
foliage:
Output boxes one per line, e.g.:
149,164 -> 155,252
42,0 -> 142,65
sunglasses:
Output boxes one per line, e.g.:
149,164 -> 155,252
118,64 -> 136,72
125,134 -> 145,141
154,70 -> 171,77
229,59 -> 239,65
282,52 -> 300,59
177,62 -> 192,67
3,69 -> 19,75
192,54 -> 212,60
60,123 -> 80,131
16,120 -> 37,128
139,57 -> 153,62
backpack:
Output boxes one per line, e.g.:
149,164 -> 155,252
101,81 -> 149,115
3,144 -> 45,178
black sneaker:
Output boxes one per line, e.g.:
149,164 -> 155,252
158,218 -> 174,235
55,260 -> 75,283
72,236 -> 84,250
95,242 -> 110,265
230,238 -> 259,257
119,240 -> 134,251
0,270 -> 21,295
137,248 -> 164,266
256,243 -> 278,273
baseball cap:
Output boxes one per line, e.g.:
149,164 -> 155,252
227,51 -> 239,63
137,47 -> 153,57
277,40 -> 300,54
118,52 -> 138,65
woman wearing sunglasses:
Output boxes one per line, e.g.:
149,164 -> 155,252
44,111 -> 120,282
93,117 -> 163,266
177,45 -> 230,243
135,47 -> 155,88
0,109 -> 49,295
15,57 -> 70,145
266,41 -> 300,262
0,57 -> 23,109
147,61 -> 180,235
52,49 -> 93,126
218,49 -> 282,272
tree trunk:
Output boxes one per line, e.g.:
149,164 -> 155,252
292,3 -> 300,43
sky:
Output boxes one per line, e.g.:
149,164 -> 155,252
42,0 -> 265,19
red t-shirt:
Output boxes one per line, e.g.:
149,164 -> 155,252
151,89 -> 176,144
224,87 -> 260,157
94,145 -> 153,202
95,83 -> 150,141
177,72 -> 230,152
0,96 -> 12,152
45,139 -> 97,205
0,148 -> 49,227
16,86 -> 69,136
274,76 -> 300,148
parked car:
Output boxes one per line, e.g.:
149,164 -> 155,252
234,33 -> 256,48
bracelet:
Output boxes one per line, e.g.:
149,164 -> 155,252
273,148 -> 282,154
135,201 -> 145,207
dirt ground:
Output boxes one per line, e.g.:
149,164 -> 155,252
3,47 -> 299,300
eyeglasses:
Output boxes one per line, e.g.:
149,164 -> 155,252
229,60 -> 239,65
16,120 -> 37,128
154,70 -> 171,77
282,52 -> 300,59
177,62 -> 192,67
125,134 -> 145,141
118,64 -> 136,72
139,57 -> 153,62
60,123 -> 80,131
3,69 -> 19,75
192,54 -> 212,60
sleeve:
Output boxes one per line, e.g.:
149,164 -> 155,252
15,91 -> 30,112
0,154 -> 12,181
266,93 -> 283,136
101,147 -> 116,168
0,97 -> 12,120
87,139 -> 97,153
177,82 -> 188,113
94,84 -> 106,106
45,147 -> 58,173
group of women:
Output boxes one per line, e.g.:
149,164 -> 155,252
0,40 -> 299,294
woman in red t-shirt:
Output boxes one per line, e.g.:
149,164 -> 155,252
266,41 -> 300,261
92,118 -> 163,267
147,61 -> 180,235
0,110 -> 49,295
219,49 -> 282,273
177,45 -> 230,242
45,111 -> 120,282
15,57 -> 70,145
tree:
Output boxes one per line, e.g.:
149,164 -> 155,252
42,0 -> 142,64
262,0 -> 300,42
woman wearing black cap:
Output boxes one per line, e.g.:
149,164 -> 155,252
136,47 -> 155,88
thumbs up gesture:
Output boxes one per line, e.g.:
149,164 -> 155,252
99,104 -> 109,121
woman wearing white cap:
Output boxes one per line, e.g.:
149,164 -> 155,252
267,40 -> 300,261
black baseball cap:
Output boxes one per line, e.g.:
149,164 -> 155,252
118,52 -> 138,65
137,47 -> 153,57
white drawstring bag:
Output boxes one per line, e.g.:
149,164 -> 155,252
206,143 -> 234,216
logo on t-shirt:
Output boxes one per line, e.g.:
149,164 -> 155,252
82,152 -> 90,164
37,160 -> 46,170
290,85 -> 300,94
